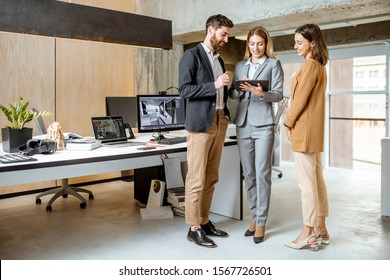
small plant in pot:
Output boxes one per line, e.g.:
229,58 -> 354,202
0,97 -> 51,153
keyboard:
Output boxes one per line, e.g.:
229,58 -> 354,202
158,137 -> 187,145
0,153 -> 38,164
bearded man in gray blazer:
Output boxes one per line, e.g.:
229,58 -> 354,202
229,26 -> 283,244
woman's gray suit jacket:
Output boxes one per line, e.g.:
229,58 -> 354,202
229,57 -> 284,127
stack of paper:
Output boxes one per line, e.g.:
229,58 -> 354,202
167,187 -> 185,217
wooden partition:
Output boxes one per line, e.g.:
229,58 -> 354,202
55,38 -> 135,185
0,0 -> 136,194
0,32 -> 57,194
0,32 -> 56,131
55,38 -> 135,136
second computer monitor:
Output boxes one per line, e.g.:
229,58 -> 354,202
105,96 -> 138,129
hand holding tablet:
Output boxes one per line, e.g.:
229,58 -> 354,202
234,80 -> 269,92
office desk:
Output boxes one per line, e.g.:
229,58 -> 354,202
0,138 -> 242,220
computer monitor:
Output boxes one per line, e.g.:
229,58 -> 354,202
105,96 -> 138,128
136,95 -> 186,138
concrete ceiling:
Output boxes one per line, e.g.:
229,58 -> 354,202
170,0 -> 390,44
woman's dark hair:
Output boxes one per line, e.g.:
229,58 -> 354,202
205,14 -> 234,33
295,23 -> 329,65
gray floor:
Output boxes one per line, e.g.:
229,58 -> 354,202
0,161 -> 389,260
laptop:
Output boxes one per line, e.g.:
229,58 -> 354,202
91,116 -> 146,147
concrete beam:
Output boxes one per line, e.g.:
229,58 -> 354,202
273,21 -> 390,52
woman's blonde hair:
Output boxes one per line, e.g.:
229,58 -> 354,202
244,26 -> 275,60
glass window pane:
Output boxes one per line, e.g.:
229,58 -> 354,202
330,94 -> 386,119
330,119 -> 384,167
330,55 -> 386,92
330,59 -> 353,91
354,56 -> 386,91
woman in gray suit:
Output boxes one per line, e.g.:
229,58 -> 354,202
229,26 -> 283,244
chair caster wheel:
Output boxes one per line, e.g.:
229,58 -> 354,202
80,202 -> 86,209
36,198 -> 41,205
46,206 -> 52,212
89,194 -> 94,200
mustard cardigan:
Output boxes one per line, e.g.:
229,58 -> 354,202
284,58 -> 327,153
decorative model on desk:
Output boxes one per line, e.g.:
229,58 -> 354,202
0,98 -> 51,152
46,121 -> 65,150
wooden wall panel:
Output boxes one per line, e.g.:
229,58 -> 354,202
0,32 -> 56,194
54,0 -> 136,137
55,38 -> 134,136
0,32 -> 56,133
54,1 -> 136,184
1,0 -> 136,194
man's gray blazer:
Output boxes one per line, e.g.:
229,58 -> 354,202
179,43 -> 230,133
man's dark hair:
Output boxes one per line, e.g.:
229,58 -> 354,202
205,14 -> 234,33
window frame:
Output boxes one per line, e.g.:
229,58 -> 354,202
276,42 -> 389,167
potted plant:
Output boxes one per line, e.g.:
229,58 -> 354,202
0,98 -> 50,153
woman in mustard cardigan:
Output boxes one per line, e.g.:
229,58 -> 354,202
283,23 -> 330,251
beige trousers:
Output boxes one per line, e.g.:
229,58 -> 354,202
185,111 -> 228,226
293,151 -> 329,227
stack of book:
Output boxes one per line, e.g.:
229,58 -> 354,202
65,138 -> 101,151
166,187 -> 185,217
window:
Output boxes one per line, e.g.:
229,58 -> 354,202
369,70 -> 379,78
355,71 -> 364,79
329,53 -> 386,168
276,44 -> 389,170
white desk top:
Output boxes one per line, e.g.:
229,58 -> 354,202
0,133 -> 237,186
0,133 -> 241,220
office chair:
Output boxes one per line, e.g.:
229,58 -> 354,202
272,97 -> 289,178
31,108 -> 94,212
30,108 -> 47,135
36,178 -> 94,212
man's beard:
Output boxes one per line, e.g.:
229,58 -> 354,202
209,34 -> 222,52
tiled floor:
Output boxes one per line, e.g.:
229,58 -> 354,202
0,161 -> 389,260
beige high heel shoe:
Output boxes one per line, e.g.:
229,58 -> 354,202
285,234 -> 319,251
315,229 -> 330,245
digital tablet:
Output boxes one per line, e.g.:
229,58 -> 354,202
234,80 -> 269,91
